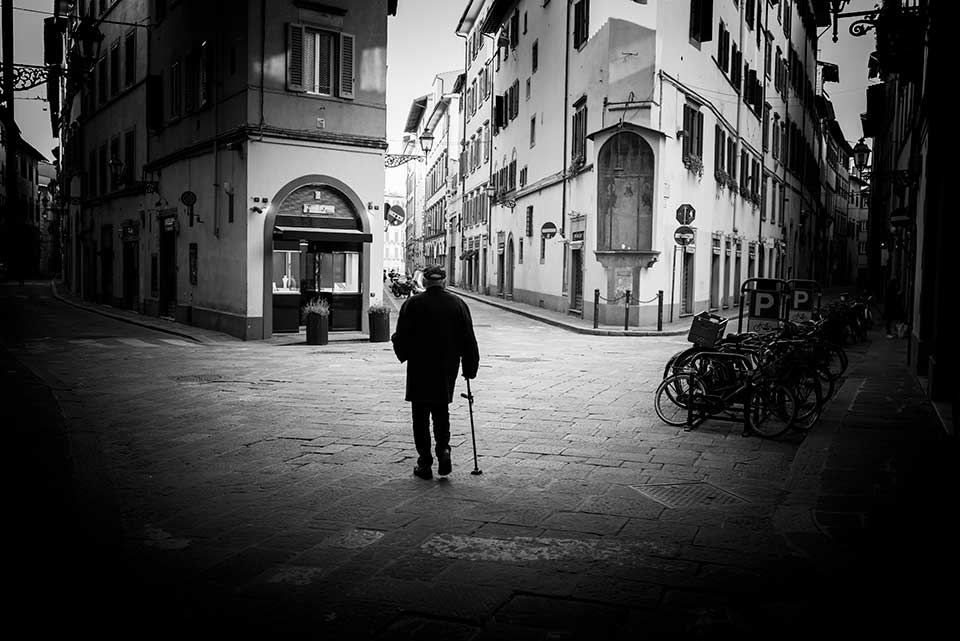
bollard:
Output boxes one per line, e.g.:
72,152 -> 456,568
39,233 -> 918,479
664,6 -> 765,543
657,290 -> 663,332
593,289 -> 600,329
624,290 -> 631,331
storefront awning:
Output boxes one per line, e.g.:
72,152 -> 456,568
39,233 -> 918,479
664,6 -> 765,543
274,226 -> 372,243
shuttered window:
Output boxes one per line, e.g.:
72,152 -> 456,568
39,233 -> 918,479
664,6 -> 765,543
287,24 -> 355,99
688,0 -> 713,45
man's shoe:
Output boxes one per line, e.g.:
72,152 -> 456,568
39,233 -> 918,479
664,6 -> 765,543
413,465 -> 433,480
438,448 -> 452,476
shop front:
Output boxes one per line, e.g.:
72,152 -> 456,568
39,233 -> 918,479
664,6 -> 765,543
265,177 -> 373,336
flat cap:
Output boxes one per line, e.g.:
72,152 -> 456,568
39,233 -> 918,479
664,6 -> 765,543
423,264 -> 446,282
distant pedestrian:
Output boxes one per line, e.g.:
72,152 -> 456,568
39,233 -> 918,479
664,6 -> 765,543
883,278 -> 903,338
391,264 -> 479,479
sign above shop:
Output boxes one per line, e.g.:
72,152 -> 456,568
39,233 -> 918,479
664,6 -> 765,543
572,230 -> 584,241
676,203 -> 695,225
540,222 -> 558,239
303,203 -> 335,215
674,225 -> 695,246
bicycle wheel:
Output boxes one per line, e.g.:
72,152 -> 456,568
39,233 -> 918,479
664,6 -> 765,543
655,373 -> 707,427
815,364 -> 836,402
814,342 -> 847,381
663,345 -> 705,379
786,367 -> 823,432
746,381 -> 797,438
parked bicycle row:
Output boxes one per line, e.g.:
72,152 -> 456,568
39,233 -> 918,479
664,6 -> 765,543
654,278 -> 853,439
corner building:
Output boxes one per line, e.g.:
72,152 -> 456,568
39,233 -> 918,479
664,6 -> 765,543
58,0 -> 394,339
457,0 -> 830,325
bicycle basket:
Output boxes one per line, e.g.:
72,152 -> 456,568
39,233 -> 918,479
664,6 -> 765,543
687,312 -> 728,347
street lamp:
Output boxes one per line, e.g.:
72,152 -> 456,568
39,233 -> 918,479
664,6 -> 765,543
106,157 -> 160,193
853,138 -> 871,172
419,132 -> 434,154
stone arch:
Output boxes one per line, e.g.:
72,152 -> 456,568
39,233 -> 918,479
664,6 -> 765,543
261,174 -> 371,338
597,132 -> 654,252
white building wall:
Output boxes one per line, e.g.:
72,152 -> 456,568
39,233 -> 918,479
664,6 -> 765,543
246,140 -> 385,318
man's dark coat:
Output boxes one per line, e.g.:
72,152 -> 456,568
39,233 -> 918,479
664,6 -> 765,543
391,287 -> 480,403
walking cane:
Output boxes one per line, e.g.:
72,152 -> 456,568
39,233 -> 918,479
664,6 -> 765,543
461,378 -> 482,475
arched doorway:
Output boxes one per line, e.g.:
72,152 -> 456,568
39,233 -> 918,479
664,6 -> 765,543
262,175 -> 372,338
505,235 -> 515,298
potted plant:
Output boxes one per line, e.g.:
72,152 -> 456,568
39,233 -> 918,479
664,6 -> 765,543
368,303 -> 392,342
302,298 -> 330,345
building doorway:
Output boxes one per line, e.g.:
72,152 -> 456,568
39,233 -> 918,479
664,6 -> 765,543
100,224 -> 114,304
122,240 -> 139,310
159,217 -> 177,318
681,248 -> 695,315
505,236 -> 514,299
570,247 -> 584,313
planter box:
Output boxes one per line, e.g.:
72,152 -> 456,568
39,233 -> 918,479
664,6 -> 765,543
369,313 -> 390,342
306,313 -> 329,345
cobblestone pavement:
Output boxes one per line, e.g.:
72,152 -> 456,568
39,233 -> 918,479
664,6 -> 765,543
3,281 -> 955,639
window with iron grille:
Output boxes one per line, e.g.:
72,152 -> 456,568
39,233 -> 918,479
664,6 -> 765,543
526,206 -> 533,236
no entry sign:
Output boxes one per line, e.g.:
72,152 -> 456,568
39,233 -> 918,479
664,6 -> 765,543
674,225 -> 695,246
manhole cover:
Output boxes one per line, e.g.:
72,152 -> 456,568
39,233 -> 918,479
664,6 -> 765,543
631,482 -> 747,508
172,374 -> 224,383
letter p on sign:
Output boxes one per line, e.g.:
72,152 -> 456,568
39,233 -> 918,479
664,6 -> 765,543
750,291 -> 780,319
792,290 -> 812,310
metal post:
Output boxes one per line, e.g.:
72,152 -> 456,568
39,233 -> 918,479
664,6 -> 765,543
624,290 -> 631,331
657,290 -> 663,332
593,288 -> 599,329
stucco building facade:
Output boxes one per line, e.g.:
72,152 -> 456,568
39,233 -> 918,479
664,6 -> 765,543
54,0 -> 395,339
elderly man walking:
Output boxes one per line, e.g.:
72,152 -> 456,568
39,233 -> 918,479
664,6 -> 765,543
391,265 -> 480,479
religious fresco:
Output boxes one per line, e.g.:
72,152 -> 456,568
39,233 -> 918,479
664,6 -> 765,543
597,132 -> 654,251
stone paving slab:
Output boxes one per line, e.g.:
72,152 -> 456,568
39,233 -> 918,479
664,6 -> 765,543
4,281 -> 958,638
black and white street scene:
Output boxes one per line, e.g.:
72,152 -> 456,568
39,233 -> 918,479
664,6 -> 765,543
1,0 -> 955,639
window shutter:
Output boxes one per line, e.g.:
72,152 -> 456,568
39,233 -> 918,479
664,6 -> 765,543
699,0 -> 713,42
696,112 -> 704,156
682,106 -> 691,157
494,94 -> 505,128
287,24 -> 305,92
339,33 -> 355,98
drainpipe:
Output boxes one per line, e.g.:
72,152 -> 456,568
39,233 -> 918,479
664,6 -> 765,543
561,0 -> 571,241
733,0 -> 745,242
455,30 -> 467,285
258,0 -> 266,139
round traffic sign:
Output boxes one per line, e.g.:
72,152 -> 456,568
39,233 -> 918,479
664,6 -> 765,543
180,190 -> 197,206
674,225 -> 695,246
540,222 -> 557,239
676,204 -> 696,225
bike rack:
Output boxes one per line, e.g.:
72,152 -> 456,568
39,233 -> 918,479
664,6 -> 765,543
737,277 -> 790,334
785,279 -> 823,322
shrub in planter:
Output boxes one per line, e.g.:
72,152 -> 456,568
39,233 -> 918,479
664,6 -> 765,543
368,303 -> 391,342
302,298 -> 330,345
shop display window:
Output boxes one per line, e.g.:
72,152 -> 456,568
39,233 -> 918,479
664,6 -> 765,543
317,251 -> 359,293
272,250 -> 301,292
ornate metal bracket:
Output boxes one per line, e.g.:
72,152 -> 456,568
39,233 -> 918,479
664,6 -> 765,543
384,154 -> 425,168
11,64 -> 52,92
